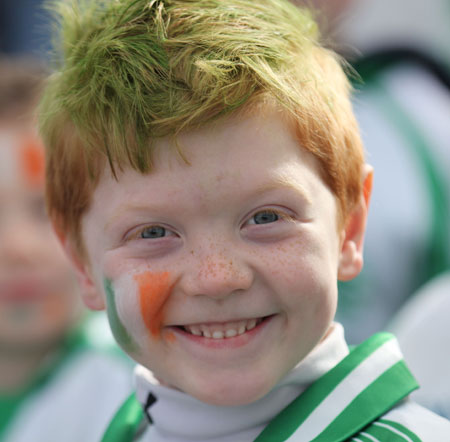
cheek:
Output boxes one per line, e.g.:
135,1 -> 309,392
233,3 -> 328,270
103,270 -> 175,353
268,239 -> 337,346
261,237 -> 337,312
42,291 -> 77,320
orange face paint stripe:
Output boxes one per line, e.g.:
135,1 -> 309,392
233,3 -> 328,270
135,271 -> 172,339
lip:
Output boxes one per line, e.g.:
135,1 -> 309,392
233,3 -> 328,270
168,314 -> 275,350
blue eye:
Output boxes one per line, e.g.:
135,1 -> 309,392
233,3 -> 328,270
252,211 -> 279,224
141,226 -> 167,239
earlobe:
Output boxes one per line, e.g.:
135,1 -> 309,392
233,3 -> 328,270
52,220 -> 106,311
338,165 -> 373,281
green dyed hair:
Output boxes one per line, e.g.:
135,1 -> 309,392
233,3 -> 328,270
39,0 -> 364,253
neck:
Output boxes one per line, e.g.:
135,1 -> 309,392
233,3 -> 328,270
133,324 -> 350,442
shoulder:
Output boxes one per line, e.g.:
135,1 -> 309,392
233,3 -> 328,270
55,311 -> 134,394
3,314 -> 134,442
353,399 -> 450,442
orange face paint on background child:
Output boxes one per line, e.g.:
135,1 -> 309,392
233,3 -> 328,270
0,131 -> 45,189
19,135 -> 45,188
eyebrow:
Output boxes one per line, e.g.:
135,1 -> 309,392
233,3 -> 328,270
252,173 -> 313,206
103,203 -> 163,233
104,172 -> 313,232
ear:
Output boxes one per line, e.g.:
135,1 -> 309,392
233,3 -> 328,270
338,164 -> 373,281
52,220 -> 106,311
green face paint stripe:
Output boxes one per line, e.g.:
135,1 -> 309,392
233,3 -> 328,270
104,278 -> 138,352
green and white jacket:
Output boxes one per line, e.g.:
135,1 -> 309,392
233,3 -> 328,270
102,324 -> 450,441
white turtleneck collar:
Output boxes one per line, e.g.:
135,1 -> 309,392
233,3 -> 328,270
134,323 -> 349,442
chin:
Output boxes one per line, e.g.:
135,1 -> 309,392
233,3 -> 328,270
184,375 -> 273,407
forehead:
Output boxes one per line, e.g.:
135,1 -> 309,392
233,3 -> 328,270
157,108 -> 321,187
91,108 -> 332,217
0,125 -> 45,190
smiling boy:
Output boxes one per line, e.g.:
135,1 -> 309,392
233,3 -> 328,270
38,0 -> 450,440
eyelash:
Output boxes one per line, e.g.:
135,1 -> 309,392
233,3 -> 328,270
246,208 -> 288,225
126,208 -> 293,242
127,224 -> 176,241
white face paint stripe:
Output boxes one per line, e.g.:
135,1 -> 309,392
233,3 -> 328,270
286,338 -> 402,441
373,422 -> 415,442
0,133 -> 20,185
113,272 -> 149,347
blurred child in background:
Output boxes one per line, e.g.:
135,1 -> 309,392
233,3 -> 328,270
0,57 -> 133,442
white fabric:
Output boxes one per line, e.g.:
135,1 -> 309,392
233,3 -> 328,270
135,323 -> 349,442
3,350 -> 132,442
389,271 -> 450,419
383,400 -> 450,442
3,313 -> 134,442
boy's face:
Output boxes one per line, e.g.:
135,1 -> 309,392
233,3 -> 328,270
76,108 -> 366,406
0,124 -> 80,353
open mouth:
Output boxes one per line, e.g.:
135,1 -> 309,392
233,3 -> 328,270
176,316 -> 271,339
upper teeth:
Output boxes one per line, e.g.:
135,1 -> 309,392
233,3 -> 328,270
184,318 -> 262,339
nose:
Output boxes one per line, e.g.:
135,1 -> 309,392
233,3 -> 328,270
180,241 -> 254,300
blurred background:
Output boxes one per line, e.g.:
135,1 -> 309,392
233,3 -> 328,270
0,0 -> 449,432
0,0 -> 52,59
2,0 -> 450,63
